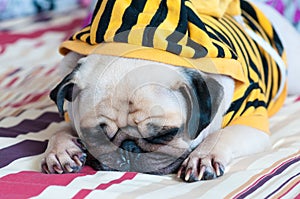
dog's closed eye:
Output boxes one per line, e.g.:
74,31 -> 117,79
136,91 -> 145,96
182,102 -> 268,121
144,127 -> 180,144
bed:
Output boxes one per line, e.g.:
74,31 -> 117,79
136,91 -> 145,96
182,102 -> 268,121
0,8 -> 299,199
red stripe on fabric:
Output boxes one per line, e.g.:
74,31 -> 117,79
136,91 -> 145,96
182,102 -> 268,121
96,172 -> 137,190
45,67 -> 57,76
0,18 -> 83,46
73,190 -> 91,199
0,68 -> 21,85
72,172 -> 138,199
278,180 -> 300,199
295,193 -> 300,199
3,91 -> 49,108
0,45 -> 5,54
0,167 -> 96,198
15,67 -> 47,86
5,77 -> 19,88
34,41 -> 45,48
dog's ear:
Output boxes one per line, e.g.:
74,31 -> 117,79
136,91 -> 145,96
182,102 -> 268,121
50,67 -> 81,117
181,69 -> 224,139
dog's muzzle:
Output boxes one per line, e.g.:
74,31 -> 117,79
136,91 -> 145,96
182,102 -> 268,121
82,133 -> 191,174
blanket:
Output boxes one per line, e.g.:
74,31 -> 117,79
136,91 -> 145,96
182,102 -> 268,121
0,7 -> 299,199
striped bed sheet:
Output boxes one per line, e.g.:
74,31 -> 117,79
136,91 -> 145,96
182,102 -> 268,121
0,8 -> 299,199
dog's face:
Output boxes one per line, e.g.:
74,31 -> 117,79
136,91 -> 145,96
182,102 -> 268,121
50,54 -> 225,174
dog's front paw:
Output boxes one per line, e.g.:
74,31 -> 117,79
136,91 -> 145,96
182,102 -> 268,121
41,136 -> 87,174
177,154 -> 225,182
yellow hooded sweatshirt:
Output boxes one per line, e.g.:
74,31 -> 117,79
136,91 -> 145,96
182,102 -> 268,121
60,0 -> 287,134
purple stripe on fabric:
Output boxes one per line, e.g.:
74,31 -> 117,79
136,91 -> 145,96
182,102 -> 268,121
7,68 -> 22,77
0,140 -> 48,168
0,112 -> 63,137
235,156 -> 300,199
265,172 -> 300,199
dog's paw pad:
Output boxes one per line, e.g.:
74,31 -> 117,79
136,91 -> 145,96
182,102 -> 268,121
41,139 -> 87,174
177,157 -> 225,182
41,151 -> 87,174
198,165 -> 216,180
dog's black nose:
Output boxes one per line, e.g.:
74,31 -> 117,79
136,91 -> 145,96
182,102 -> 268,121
120,140 -> 142,153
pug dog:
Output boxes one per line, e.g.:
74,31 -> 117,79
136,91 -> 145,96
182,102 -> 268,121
41,0 -> 300,182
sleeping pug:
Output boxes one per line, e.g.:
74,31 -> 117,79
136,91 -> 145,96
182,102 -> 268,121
41,0 -> 300,182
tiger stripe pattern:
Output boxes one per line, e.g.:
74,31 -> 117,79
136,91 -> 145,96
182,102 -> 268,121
60,0 -> 287,133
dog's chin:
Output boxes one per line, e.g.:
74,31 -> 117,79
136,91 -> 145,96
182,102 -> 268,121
85,150 -> 190,175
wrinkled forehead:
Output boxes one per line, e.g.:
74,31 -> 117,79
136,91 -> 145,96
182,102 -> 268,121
78,54 -> 188,89
71,54 -> 189,122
